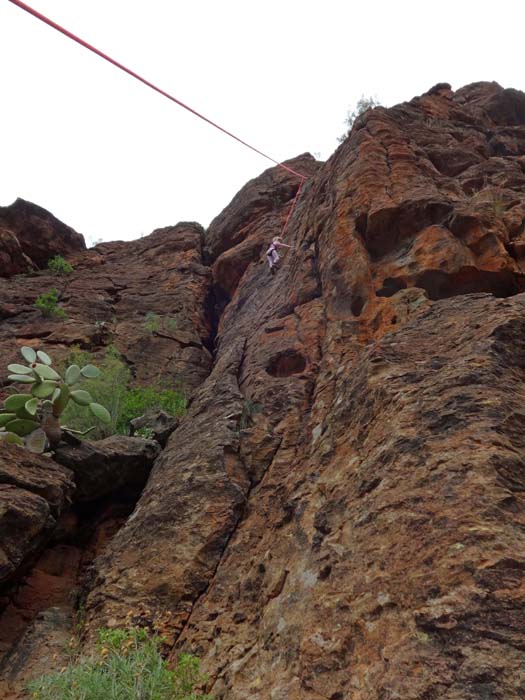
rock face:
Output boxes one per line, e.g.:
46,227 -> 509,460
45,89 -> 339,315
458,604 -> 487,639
168,81 -> 525,698
207,153 -> 320,298
0,227 -> 36,277
180,294 -> 525,699
0,222 -> 213,398
0,199 -> 86,276
0,221 -> 214,696
3,80 -> 525,699
0,444 -> 74,588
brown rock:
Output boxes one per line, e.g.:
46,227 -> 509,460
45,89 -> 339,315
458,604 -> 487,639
0,444 -> 74,586
129,409 -> 179,447
0,222 -> 213,397
0,226 -> 36,277
4,81 -> 525,700
174,294 -> 525,699
0,198 -> 85,276
0,608 -> 73,698
83,340 -> 248,643
54,435 -> 161,501
206,153 -> 320,263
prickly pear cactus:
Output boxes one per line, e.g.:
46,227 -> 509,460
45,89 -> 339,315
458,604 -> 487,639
0,346 -> 111,453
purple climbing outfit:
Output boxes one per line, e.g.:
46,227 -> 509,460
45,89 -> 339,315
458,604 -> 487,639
266,239 -> 290,270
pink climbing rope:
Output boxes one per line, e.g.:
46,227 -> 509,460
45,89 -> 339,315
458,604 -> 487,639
8,0 -> 307,182
280,180 -> 304,238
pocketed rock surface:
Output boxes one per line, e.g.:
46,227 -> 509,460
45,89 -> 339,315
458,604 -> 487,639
178,293 -> 525,699
2,81 -> 525,699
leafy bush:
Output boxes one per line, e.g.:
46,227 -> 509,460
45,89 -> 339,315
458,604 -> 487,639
61,346 -> 131,439
144,312 -> 178,335
0,346 -> 110,452
338,95 -> 381,142
27,627 -> 211,700
144,312 -> 161,334
61,346 -> 186,438
488,187 -> 507,218
135,426 -> 155,439
118,386 -> 186,433
48,255 -> 73,275
240,399 -> 262,430
34,288 -> 67,319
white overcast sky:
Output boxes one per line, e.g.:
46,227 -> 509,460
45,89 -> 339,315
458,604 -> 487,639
1,0 -> 524,245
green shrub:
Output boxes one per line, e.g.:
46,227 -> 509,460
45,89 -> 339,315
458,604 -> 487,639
240,399 -> 262,430
27,627 -> 211,700
34,289 -> 67,319
135,426 -> 155,439
144,312 -> 178,335
61,347 -> 186,439
48,255 -> 73,275
117,386 -> 186,434
61,346 -> 130,439
489,188 -> 506,218
338,95 -> 381,142
144,312 -> 161,334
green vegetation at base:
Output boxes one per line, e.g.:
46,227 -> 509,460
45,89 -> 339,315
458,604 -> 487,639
34,288 -> 68,319
119,386 -> 186,432
61,346 -> 130,439
239,399 -> 262,430
47,255 -> 74,275
61,346 -> 186,439
27,627 -> 211,700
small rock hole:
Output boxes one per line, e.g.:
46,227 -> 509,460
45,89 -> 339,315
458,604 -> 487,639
350,295 -> 365,317
267,349 -> 307,377
375,277 -> 407,297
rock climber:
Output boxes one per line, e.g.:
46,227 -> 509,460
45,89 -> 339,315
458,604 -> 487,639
266,236 -> 292,275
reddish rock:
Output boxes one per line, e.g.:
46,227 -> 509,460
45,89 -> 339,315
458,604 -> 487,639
54,435 -> 161,501
174,294 -> 525,699
0,199 -> 85,276
0,607 -> 74,699
209,154 -> 321,301
83,340 -> 249,643
0,226 -> 36,277
4,81 -> 525,700
0,444 -> 74,587
0,223 -> 213,397
206,153 -> 320,262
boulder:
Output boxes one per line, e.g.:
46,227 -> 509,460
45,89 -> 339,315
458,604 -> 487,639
54,435 -> 161,501
129,409 -> 179,447
0,199 -> 85,276
0,444 -> 73,586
